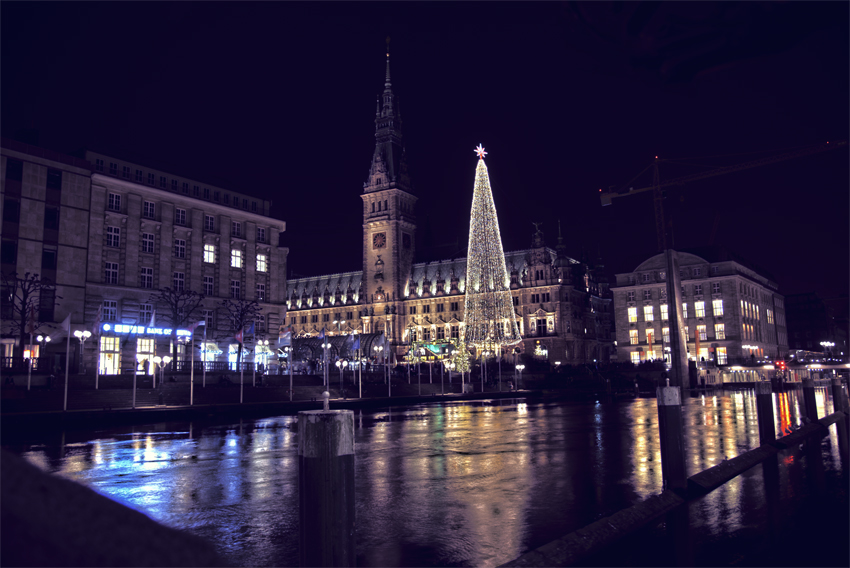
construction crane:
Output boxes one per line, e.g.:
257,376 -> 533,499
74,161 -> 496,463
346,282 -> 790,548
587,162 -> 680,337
600,140 -> 847,252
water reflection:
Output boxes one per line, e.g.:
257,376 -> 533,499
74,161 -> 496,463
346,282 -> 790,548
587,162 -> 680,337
5,388 -> 846,567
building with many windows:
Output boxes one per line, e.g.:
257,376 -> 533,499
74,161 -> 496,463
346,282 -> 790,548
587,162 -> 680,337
284,53 -> 613,366
83,151 -> 288,374
1,139 -> 93,368
612,248 -> 788,366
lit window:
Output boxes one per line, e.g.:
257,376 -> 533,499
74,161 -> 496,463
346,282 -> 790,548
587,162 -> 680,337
715,323 -> 725,340
662,327 -> 670,343
682,303 -> 688,319
173,272 -> 184,291
628,307 -> 637,323
629,330 -> 639,345
142,233 -> 155,253
685,326 -> 689,338
755,305 -> 760,320
204,244 -> 216,263
713,299 -> 724,316
630,351 -> 640,364
231,249 -> 242,268
203,276 -> 214,296
697,325 -> 707,341
716,347 -> 728,365
661,304 -> 668,320
644,306 -> 654,321
230,280 -> 241,299
106,226 -> 120,247
256,254 -> 268,272
174,239 -> 185,258
766,309 -> 774,325
256,283 -> 266,301
646,329 -> 654,344
695,301 -> 705,318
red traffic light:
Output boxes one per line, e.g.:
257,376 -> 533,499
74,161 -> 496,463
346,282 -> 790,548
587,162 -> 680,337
775,361 -> 786,370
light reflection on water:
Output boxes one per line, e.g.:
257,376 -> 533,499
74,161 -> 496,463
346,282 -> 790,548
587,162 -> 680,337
6,387 -> 845,567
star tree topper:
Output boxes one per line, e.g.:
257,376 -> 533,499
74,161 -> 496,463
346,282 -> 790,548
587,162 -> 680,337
474,144 -> 487,159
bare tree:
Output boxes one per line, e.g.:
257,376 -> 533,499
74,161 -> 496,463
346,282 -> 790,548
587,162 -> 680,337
146,287 -> 204,365
1,272 -> 62,360
217,298 -> 261,371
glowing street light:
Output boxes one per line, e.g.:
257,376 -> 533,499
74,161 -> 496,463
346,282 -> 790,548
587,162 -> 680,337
516,364 -> 525,389
74,330 -> 92,375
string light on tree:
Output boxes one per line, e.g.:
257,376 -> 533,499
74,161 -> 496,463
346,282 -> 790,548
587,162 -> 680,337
463,145 -> 522,351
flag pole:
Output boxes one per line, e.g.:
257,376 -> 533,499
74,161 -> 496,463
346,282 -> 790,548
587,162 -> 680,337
190,325 -> 195,406
27,330 -> 33,391
252,319 -> 256,387
63,314 -> 71,411
202,322 -> 207,388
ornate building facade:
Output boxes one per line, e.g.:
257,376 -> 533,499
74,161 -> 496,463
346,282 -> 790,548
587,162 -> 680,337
285,53 -> 613,366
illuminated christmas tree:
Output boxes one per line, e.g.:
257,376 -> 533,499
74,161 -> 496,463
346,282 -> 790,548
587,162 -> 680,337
463,145 -> 522,351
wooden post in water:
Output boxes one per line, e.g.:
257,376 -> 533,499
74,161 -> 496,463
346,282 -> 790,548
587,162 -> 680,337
755,382 -> 776,445
298,397 -> 355,567
831,378 -> 848,459
656,383 -> 687,491
802,379 -> 818,421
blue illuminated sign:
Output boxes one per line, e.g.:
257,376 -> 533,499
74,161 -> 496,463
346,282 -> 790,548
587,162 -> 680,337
102,324 -> 191,337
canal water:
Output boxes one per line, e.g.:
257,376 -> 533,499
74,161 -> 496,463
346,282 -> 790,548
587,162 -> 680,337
3,387 -> 846,567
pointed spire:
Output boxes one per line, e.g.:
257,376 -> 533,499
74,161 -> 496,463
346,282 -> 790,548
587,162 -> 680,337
385,36 -> 392,87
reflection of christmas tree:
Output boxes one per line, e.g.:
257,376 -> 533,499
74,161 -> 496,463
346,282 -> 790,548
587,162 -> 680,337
463,145 -> 522,350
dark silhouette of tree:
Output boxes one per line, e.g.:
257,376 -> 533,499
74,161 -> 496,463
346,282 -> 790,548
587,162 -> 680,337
217,298 -> 261,371
1,272 -> 62,360
145,287 -> 204,367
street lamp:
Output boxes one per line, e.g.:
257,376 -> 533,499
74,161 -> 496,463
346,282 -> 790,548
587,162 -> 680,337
36,334 -> 51,370
820,341 -> 835,359
335,358 -> 348,396
516,364 -> 525,390
373,345 -> 384,382
321,341 -> 332,387
333,319 -> 346,335
74,330 -> 91,375
418,347 -> 425,396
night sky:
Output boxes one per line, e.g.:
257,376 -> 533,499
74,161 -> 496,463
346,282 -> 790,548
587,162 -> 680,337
2,2 -> 847,308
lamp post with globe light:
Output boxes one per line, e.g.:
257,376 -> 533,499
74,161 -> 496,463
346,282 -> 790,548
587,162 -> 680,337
516,364 -> 525,390
74,330 -> 91,375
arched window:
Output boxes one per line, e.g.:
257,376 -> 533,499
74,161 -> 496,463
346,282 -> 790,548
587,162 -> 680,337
371,202 -> 375,213
384,200 -> 388,210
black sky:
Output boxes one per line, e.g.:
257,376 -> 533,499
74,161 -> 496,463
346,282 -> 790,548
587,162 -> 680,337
2,2 -> 848,307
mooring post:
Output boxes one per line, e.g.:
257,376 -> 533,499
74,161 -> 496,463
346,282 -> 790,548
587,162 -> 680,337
755,382 -> 776,445
831,378 -> 848,459
656,383 -> 687,491
802,378 -> 818,421
298,403 -> 355,567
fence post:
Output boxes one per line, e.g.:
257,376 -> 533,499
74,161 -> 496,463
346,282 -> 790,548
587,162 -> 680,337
657,384 -> 687,491
755,382 -> 776,445
298,407 -> 355,567
802,379 -> 818,421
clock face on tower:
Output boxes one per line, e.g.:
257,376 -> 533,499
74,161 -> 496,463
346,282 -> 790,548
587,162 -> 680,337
373,232 -> 387,249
